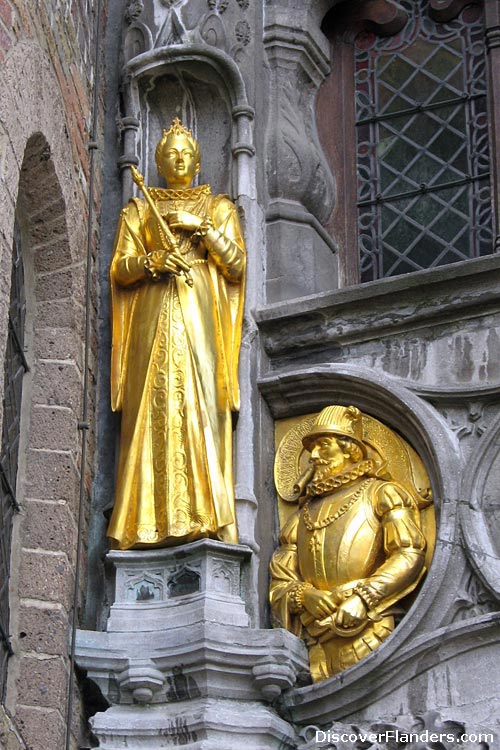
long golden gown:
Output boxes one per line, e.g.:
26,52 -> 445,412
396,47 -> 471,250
108,184 -> 245,549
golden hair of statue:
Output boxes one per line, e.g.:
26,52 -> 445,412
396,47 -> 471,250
270,406 -> 435,682
107,118 -> 246,549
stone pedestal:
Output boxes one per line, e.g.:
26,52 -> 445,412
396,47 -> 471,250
106,539 -> 251,632
76,540 -> 308,749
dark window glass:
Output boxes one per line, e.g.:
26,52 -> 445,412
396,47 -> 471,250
0,222 -> 27,699
355,1 -> 492,282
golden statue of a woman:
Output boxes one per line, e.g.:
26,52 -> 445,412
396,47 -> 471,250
107,119 -> 245,549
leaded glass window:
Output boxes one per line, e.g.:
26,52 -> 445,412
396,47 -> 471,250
0,223 -> 27,699
355,1 -> 492,282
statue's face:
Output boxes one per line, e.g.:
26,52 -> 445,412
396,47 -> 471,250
310,436 -> 350,473
157,134 -> 200,188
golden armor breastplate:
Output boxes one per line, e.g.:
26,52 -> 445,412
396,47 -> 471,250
297,478 -> 384,591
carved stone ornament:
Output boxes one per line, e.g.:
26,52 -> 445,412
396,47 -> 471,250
297,711 -> 496,750
125,0 -> 144,24
235,20 -> 251,46
451,568 -> 499,623
208,0 -> 229,12
269,78 -> 334,223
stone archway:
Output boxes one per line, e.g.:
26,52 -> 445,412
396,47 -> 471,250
0,40 -> 93,750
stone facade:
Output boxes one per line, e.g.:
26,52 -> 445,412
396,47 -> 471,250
0,0 -> 499,748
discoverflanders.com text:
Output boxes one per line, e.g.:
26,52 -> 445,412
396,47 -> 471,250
315,729 -> 494,744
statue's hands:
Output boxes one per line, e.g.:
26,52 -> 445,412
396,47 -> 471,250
167,210 -> 203,232
303,587 -> 338,619
146,250 -> 180,275
334,594 -> 368,631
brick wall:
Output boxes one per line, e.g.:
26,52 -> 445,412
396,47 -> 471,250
0,1 -> 104,748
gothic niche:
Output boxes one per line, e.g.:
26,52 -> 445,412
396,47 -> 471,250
167,568 -> 201,598
138,70 -> 232,195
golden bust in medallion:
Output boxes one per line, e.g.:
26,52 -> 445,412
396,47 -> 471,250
108,119 -> 245,550
270,405 -> 435,681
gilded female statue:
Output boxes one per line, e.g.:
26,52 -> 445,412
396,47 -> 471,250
107,119 -> 245,549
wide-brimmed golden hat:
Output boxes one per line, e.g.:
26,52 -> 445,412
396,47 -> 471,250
302,405 -> 366,453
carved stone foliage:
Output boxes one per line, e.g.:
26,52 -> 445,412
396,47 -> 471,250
207,0 -> 229,12
460,408 -> 500,602
125,0 -> 144,24
431,398 -> 500,459
297,711 -> 496,750
264,6 -> 334,223
235,19 -> 250,45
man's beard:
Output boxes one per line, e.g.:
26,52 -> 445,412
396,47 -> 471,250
310,458 -> 344,484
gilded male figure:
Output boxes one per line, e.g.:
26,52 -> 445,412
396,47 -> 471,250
108,119 -> 245,549
270,405 -> 427,681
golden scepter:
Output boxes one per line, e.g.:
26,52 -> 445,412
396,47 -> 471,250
129,165 -> 193,287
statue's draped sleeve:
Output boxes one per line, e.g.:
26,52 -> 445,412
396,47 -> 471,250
269,512 -> 303,634
110,198 -> 146,413
207,195 -> 246,411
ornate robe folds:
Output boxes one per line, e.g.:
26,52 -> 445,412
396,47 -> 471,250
108,185 -> 245,549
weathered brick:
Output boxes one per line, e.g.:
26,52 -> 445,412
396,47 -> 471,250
15,706 -> 65,749
22,500 -> 77,561
33,327 -> 83,367
33,235 -> 73,273
17,604 -> 69,655
25,448 -> 79,503
18,550 -> 73,607
35,269 -> 76,308
35,268 -> 76,302
32,359 -> 82,412
17,656 -> 68,710
36,298 -> 76,328
0,0 -> 12,29
0,21 -> 12,58
29,405 -> 77,452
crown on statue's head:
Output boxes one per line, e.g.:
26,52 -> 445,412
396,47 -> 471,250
155,117 -> 200,166
162,117 -> 194,140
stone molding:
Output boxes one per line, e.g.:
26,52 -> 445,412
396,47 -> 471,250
76,541 -> 308,749
460,409 -> 500,601
263,7 -> 334,224
282,611 -> 500,725
256,255 -> 500,362
296,709 -> 497,749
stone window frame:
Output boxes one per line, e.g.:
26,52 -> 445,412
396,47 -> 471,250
317,0 -> 500,287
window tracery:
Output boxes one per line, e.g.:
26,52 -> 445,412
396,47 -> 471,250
320,0 -> 494,284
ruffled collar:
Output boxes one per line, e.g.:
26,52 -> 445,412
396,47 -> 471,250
149,184 -> 211,201
305,459 -> 374,499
